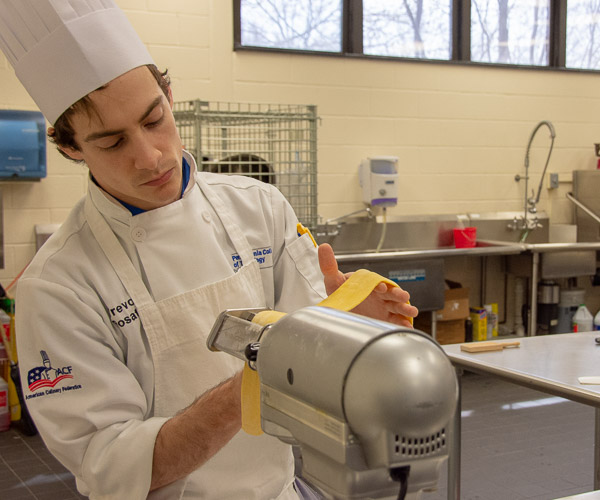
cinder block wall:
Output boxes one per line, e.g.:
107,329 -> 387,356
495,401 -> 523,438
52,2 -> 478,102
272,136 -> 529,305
0,0 -> 598,286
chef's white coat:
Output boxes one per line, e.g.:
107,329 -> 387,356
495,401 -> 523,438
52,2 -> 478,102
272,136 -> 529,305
15,151 -> 326,498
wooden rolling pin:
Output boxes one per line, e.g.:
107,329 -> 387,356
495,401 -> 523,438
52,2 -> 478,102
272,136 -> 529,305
460,341 -> 520,353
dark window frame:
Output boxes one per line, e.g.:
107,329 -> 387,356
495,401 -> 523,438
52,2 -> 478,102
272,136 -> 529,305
233,0 -> 597,74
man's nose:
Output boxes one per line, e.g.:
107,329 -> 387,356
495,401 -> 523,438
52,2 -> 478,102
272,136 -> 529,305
133,136 -> 162,170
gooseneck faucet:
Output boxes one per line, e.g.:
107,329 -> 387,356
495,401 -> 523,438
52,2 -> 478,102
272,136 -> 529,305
524,120 -> 555,214
513,120 -> 555,238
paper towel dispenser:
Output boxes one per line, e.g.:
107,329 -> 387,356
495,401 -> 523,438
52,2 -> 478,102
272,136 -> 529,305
0,110 -> 46,179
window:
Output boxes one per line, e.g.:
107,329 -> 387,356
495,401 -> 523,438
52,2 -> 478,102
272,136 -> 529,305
234,0 -> 600,72
239,0 -> 342,52
566,0 -> 600,70
471,1 -> 550,66
362,0 -> 452,60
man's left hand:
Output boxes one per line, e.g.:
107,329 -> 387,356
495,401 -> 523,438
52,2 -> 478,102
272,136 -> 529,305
318,243 -> 418,328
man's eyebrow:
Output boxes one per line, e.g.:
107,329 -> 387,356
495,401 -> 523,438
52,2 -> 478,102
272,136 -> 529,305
84,96 -> 164,142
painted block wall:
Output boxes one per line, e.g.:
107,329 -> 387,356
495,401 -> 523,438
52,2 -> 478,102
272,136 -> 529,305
0,0 -> 599,289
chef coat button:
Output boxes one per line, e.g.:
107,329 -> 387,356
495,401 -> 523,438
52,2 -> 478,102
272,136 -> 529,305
202,211 -> 211,223
131,227 -> 147,242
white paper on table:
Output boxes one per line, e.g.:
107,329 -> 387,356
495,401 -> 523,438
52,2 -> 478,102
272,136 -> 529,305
578,376 -> 600,385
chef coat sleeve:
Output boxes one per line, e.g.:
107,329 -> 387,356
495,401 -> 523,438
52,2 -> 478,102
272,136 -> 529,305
271,188 -> 327,311
16,277 -> 169,499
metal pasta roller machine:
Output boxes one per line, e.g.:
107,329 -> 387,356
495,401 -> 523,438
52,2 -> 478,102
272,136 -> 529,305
208,306 -> 459,500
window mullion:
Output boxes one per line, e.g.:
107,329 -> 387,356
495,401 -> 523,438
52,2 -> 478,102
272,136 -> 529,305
549,0 -> 566,68
453,0 -> 471,61
343,0 -> 363,54
233,0 -> 242,49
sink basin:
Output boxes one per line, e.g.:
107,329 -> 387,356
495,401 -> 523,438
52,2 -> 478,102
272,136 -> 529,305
316,211 -> 598,279
315,211 -> 549,254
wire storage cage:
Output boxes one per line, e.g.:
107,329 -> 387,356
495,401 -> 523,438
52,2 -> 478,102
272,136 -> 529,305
173,100 -> 318,230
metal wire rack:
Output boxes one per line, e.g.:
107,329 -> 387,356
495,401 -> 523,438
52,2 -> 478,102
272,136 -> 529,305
173,100 -> 318,230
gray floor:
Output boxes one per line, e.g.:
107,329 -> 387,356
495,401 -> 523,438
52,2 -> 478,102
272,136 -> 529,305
0,371 -> 595,499
0,426 -> 85,500
423,371 -> 595,500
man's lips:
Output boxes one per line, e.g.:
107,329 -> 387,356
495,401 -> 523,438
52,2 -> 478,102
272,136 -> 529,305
142,168 -> 174,187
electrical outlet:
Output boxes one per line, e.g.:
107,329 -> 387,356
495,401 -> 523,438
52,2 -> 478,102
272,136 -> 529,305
549,173 -> 559,189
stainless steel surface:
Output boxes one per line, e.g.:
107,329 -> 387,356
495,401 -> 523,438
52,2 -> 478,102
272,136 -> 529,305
443,332 -> 600,500
206,308 -> 267,359
316,210 -> 600,340
322,210 -> 600,337
334,242 -> 524,263
253,306 -> 458,499
443,332 -> 600,407
330,232 -> 600,263
325,206 -> 373,226
173,100 -> 319,230
573,170 -> 600,243
540,249 -> 596,279
447,368 -> 462,500
316,211 -> 551,255
344,333 -> 457,464
507,244 -> 598,335
567,191 -> 600,226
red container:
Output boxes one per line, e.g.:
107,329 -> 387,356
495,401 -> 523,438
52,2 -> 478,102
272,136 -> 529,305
0,376 -> 9,432
453,227 -> 477,248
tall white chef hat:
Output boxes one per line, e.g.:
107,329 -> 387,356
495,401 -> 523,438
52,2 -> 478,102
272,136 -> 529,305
0,0 -> 154,124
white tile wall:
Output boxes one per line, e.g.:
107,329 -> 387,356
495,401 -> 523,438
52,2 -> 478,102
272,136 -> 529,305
0,0 -> 598,286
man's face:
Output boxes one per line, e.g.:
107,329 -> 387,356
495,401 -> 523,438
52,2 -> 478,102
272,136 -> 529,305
59,66 -> 184,211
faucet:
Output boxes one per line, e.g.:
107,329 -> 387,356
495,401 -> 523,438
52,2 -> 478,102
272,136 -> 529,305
324,206 -> 373,225
512,120 -> 555,235
316,207 -> 374,237
507,214 -> 544,242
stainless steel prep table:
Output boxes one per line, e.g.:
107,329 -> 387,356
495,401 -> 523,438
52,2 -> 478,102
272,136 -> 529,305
442,332 -> 600,499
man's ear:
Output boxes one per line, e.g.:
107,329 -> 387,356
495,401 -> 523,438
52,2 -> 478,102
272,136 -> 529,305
59,146 -> 84,161
48,127 -> 84,161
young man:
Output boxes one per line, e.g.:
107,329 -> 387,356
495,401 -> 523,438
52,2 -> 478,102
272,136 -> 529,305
0,1 -> 416,498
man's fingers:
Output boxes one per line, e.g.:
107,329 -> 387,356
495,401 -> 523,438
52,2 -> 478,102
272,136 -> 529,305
318,243 -> 346,295
392,301 -> 419,317
317,243 -> 339,277
372,283 -> 411,302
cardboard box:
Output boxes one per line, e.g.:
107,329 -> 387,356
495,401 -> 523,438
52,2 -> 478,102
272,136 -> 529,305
413,315 -> 466,345
435,288 -> 470,321
435,319 -> 466,345
413,286 -> 470,345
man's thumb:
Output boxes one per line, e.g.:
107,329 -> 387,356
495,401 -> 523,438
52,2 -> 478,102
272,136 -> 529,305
318,243 -> 338,276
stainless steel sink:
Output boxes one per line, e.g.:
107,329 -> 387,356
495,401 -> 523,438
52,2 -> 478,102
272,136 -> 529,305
314,211 -> 546,256
314,211 -> 600,315
314,212 -> 543,313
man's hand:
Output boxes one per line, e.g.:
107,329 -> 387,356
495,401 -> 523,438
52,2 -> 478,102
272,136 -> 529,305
318,243 -> 418,328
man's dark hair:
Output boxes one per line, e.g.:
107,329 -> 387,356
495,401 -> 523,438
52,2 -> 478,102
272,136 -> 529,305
48,65 -> 171,162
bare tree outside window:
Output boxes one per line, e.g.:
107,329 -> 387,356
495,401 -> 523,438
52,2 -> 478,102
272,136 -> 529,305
240,0 -> 342,52
471,0 -> 550,66
567,0 -> 600,70
363,0 -> 452,60
237,1 -> 600,72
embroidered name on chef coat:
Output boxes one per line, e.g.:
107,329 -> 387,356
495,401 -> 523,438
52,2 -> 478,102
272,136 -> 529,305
231,247 -> 273,271
109,298 -> 140,328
